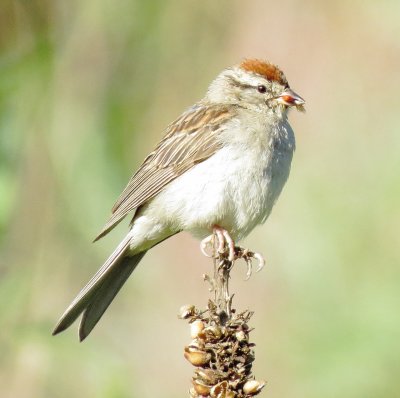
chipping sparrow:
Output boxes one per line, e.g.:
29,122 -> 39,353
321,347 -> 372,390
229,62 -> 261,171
53,59 -> 305,341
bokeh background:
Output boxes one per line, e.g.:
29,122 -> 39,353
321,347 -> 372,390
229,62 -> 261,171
1,1 -> 399,397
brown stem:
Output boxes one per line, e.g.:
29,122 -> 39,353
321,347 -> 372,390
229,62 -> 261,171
213,255 -> 234,323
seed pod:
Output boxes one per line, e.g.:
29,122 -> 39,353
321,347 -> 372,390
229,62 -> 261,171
194,368 -> 218,385
235,330 -> 247,342
188,338 -> 205,350
192,379 -> 211,396
184,346 -> 211,366
204,325 -> 223,341
190,320 -> 205,339
189,386 -> 198,397
210,381 -> 228,398
179,305 -> 195,319
243,380 -> 266,395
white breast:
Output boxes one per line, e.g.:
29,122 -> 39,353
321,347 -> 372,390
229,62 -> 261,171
143,114 -> 295,242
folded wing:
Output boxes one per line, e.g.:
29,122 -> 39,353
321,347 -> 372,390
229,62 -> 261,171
94,104 -> 235,241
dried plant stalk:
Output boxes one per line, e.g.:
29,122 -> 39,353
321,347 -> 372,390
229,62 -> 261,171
180,236 -> 266,398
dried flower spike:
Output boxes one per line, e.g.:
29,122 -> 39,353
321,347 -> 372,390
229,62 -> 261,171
183,234 -> 267,397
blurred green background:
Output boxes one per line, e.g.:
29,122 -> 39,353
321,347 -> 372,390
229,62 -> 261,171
1,1 -> 399,397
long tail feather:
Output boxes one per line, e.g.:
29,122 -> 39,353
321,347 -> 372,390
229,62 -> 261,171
52,234 -> 145,339
78,252 -> 145,341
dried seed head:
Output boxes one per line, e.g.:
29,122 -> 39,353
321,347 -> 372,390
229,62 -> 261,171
189,386 -> 198,398
210,381 -> 228,398
243,380 -> 266,395
203,325 -> 223,341
192,379 -> 211,396
190,320 -> 205,339
179,304 -> 196,319
184,346 -> 211,366
188,338 -> 205,350
194,368 -> 218,385
235,330 -> 248,342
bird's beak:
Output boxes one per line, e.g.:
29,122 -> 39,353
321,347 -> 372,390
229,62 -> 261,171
277,89 -> 305,112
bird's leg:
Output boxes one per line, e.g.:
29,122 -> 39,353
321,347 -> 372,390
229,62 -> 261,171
200,225 -> 236,261
213,225 -> 235,261
220,228 -> 235,262
214,227 -> 226,255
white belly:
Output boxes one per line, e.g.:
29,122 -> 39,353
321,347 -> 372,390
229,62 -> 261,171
138,120 -> 295,243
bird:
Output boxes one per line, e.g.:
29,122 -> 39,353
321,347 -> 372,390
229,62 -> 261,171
53,59 -> 305,341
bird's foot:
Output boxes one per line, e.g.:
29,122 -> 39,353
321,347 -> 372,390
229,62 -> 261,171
200,225 -> 236,261
200,226 -> 265,277
234,247 -> 265,280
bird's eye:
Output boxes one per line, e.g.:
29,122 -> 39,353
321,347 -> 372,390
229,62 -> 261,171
257,85 -> 267,94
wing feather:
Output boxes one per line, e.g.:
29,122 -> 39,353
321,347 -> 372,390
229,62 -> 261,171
94,104 -> 235,241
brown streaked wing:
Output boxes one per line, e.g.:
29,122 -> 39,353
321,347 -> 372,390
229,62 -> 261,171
94,104 -> 236,241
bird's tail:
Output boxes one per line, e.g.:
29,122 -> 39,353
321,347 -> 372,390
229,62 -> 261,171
53,234 -> 146,341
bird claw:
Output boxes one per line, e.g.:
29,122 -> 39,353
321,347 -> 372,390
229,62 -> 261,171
235,248 -> 266,280
200,235 -> 213,257
244,258 -> 252,281
253,251 -> 265,272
